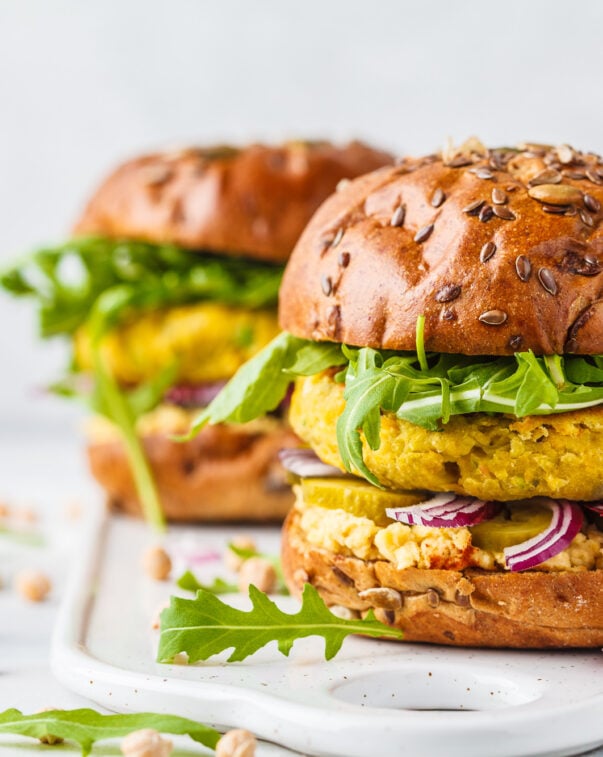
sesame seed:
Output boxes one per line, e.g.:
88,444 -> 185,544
537,267 -> 558,295
491,188 -> 507,205
462,199 -> 484,216
479,310 -> 508,326
542,204 -> 570,214
337,251 -> 351,268
414,224 -> 434,243
478,204 -> 494,222
390,204 -> 406,227
528,169 -> 562,187
480,241 -> 497,263
584,194 -> 601,213
431,188 -> 446,208
435,284 -> 461,303
515,255 -> 531,281
448,155 -> 473,168
321,274 -> 333,296
331,228 -> 344,247
492,205 -> 516,220
580,209 -> 595,227
563,170 -> 586,180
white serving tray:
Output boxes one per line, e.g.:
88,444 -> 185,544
51,503 -> 603,757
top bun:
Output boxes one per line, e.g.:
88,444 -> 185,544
279,139 -> 603,355
74,141 -> 393,264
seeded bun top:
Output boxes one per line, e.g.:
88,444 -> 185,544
74,141 -> 393,264
279,139 -> 603,355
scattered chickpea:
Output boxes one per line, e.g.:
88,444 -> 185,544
151,600 -> 170,630
171,652 -> 189,665
64,500 -> 82,520
329,604 -> 360,620
14,506 -> 38,524
14,569 -> 51,602
142,546 -> 172,581
224,536 -> 257,572
121,728 -> 173,757
37,707 -> 63,745
238,557 -> 277,595
0,501 -> 10,519
216,729 -> 256,757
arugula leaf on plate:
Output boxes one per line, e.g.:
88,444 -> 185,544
0,708 -> 220,756
177,570 -> 239,595
157,583 -> 403,664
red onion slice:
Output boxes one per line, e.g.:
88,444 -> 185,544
278,448 -> 349,478
386,494 -> 500,528
503,499 -> 584,572
584,502 -> 603,515
165,381 -> 227,408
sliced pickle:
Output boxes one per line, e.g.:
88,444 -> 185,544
470,503 -> 552,552
300,477 -> 425,526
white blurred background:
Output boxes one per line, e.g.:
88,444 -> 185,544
1,0 -> 602,432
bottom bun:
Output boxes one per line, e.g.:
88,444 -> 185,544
87,421 -> 298,521
282,508 -> 603,648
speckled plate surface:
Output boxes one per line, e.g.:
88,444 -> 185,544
51,504 -> 603,757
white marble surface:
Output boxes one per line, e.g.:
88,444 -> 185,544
0,434 -> 602,756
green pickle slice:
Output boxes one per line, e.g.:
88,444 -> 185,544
470,503 -> 552,552
300,477 -> 425,526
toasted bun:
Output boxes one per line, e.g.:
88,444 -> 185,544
74,141 -> 393,264
87,422 -> 299,521
282,508 -> 603,648
279,140 -> 603,355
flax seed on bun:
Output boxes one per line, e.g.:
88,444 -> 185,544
278,140 -> 603,355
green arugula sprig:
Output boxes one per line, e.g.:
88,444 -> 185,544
0,525 -> 44,547
189,329 -> 603,487
158,584 -> 402,663
0,237 -> 284,530
177,570 -> 239,595
0,708 -> 220,756
187,331 -> 344,436
1,236 -> 284,338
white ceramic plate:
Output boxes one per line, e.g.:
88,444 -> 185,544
51,504 -> 603,757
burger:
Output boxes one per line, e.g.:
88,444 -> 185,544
1,141 -> 392,526
193,139 -> 603,647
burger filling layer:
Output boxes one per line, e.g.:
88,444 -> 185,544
75,301 -> 280,384
290,372 -> 603,502
293,483 -> 603,573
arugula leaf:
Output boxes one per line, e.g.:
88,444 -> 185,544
0,526 -> 44,547
0,708 -> 220,756
177,570 -> 238,595
182,330 -> 603,488
89,349 -> 166,532
1,236 -> 284,338
158,583 -> 402,663
188,332 -> 344,437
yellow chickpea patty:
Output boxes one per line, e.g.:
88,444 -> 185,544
75,301 -> 280,384
289,372 -> 603,502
